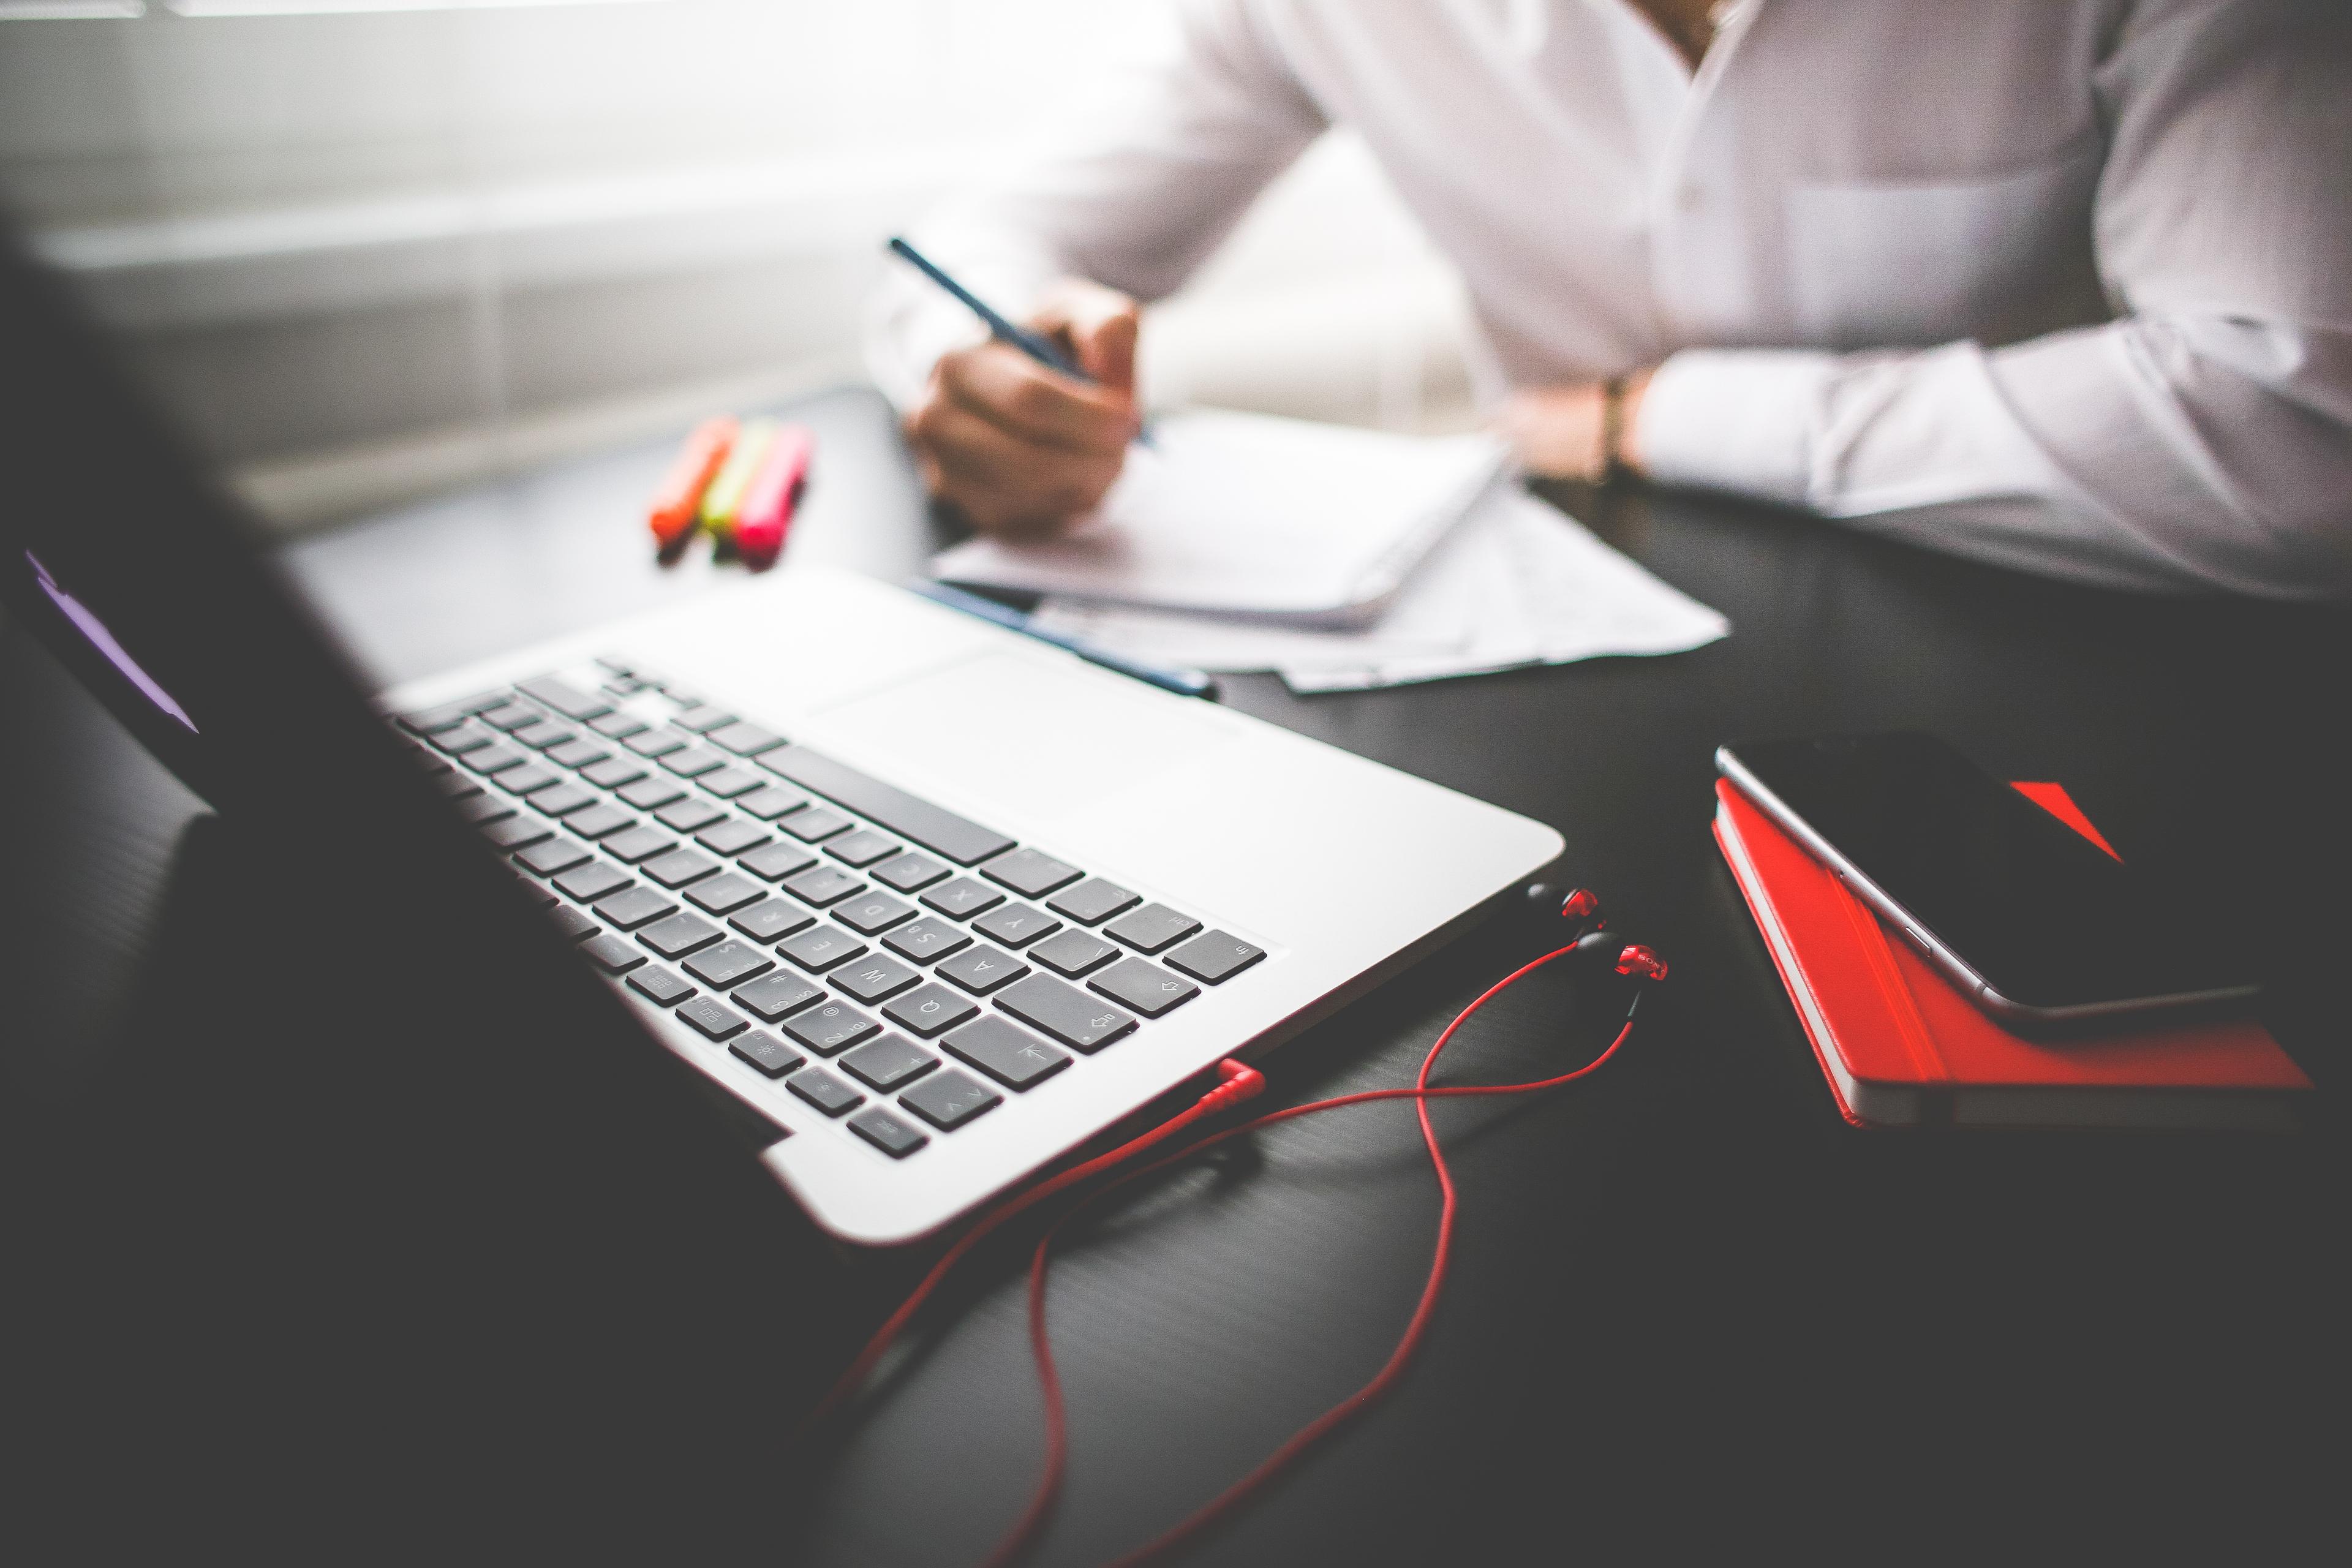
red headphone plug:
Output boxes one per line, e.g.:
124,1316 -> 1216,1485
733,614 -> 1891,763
1614,944 -> 1668,982
1200,1059 -> 1267,1112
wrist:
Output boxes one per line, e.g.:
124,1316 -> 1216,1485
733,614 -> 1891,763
1599,368 -> 1656,482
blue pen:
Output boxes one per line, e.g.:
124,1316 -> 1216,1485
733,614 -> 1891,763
907,580 -> 1219,701
887,236 -> 1155,448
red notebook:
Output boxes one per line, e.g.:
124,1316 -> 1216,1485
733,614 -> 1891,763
1713,778 -> 2311,1131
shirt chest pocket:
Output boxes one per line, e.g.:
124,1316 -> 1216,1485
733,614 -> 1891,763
1783,140 -> 2103,350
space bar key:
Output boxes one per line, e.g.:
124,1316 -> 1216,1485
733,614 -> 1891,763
757,744 -> 1015,867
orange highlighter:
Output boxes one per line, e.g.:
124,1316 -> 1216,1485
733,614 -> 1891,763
647,416 -> 736,550
733,424 -> 814,567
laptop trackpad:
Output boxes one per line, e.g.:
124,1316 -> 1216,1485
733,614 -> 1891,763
807,649 -> 1240,823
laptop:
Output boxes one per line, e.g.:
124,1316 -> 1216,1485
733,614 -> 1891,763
1,231 -> 1561,1255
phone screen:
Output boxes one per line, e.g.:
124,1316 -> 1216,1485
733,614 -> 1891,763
1721,733 -> 2258,1014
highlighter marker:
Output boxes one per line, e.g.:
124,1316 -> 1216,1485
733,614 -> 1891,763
648,415 -> 737,549
734,424 -> 814,567
698,417 -> 779,541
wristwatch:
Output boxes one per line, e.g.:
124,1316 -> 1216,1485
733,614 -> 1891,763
1597,375 -> 1631,486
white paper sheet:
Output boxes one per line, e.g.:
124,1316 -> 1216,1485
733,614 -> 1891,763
1028,488 -> 1729,693
929,409 -> 1507,625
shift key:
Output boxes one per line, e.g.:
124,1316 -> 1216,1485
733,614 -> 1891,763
995,974 -> 1136,1053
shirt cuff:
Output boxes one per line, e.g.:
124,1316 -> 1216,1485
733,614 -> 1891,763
1635,348 -> 1844,505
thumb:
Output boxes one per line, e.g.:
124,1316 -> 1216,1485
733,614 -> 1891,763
1031,280 -> 1140,399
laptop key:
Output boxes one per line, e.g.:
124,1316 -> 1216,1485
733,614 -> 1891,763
643,848 -> 719,888
880,984 -> 979,1039
590,710 -> 649,740
733,970 -> 826,1023
850,1106 -> 931,1157
1104,903 -> 1202,955
516,674 -> 611,722
458,793 -> 514,824
617,777 -> 685,810
548,904 -> 599,942
1046,877 -> 1140,926
545,739 -> 609,770
872,852 -> 949,893
581,757 -> 647,790
789,1069 -> 863,1117
997,974 -> 1136,1052
899,1070 -> 1000,1133
580,932 -> 644,975
695,818 -> 768,857
515,836 -> 592,876
734,784 -> 807,821
461,744 -> 529,775
781,1002 -> 881,1055
673,704 -> 736,734
662,747 -> 729,779
530,785 -> 597,818
1088,957 -> 1200,1019
1165,930 -> 1267,985
655,798 -> 727,834
729,1031 -> 804,1079
624,729 -> 687,760
758,745 -> 1016,866
683,940 -> 774,990
729,898 -> 814,944
592,886 -> 677,930
739,842 -> 818,882
706,720 -> 785,756
781,925 -> 867,972
496,765 -> 560,796
919,877 -> 1002,920
563,803 -> 634,842
428,723 -> 496,756
601,825 -> 676,864
834,956 -> 921,1006
841,1033 -> 937,1091
943,1015 -> 1071,1091
698,766 -> 764,799
627,967 -> 696,1006
974,903 -> 1061,949
684,871 -> 764,916
783,866 -> 864,907
511,720 -> 574,751
398,691 -> 505,734
826,829 -> 900,867
478,702 -> 540,732
881,916 -> 972,964
554,861 -> 631,903
482,817 -> 553,851
982,847 -> 1083,899
676,996 -> 748,1041
638,911 -> 723,959
938,943 -> 1030,995
782,807 -> 852,843
834,892 -> 915,937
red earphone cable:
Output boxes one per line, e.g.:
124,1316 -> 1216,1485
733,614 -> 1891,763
982,938 -> 1635,1568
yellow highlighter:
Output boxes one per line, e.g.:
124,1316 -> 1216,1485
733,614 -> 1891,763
698,417 -> 778,542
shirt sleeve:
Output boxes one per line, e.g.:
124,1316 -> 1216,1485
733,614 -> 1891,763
865,0 -> 1327,410
1637,0 -> 2352,598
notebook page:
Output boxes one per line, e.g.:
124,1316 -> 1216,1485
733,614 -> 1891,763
929,409 -> 1507,624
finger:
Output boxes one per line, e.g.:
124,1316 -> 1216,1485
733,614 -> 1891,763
1032,281 -> 1140,396
938,342 -> 1134,456
917,397 -> 1123,521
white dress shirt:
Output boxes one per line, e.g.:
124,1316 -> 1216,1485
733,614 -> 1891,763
870,0 -> 2352,597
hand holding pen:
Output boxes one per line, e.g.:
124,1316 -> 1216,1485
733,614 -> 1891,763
889,238 -> 1148,540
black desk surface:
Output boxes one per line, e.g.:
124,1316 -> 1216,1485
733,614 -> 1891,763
10,385 -> 2345,1559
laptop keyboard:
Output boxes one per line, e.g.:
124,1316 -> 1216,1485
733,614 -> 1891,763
393,658 -> 1267,1161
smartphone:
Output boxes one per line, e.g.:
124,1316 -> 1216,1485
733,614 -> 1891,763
1716,733 -> 2261,1024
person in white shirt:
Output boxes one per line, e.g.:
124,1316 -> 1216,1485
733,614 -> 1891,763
869,0 -> 2352,598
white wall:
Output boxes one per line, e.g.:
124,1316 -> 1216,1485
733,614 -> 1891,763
0,0 -> 1476,530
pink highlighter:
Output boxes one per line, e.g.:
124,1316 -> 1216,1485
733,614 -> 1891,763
733,424 -> 813,567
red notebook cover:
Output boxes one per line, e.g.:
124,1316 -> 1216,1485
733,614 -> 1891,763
1713,778 -> 2310,1131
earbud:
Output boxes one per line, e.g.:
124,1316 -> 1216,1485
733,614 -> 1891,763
1613,943 -> 1668,982
1523,883 -> 1607,933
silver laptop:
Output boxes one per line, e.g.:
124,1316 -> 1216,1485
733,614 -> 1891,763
386,565 -> 1562,1243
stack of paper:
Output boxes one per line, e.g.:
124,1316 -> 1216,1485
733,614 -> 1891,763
929,408 -> 1728,693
